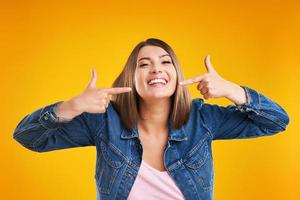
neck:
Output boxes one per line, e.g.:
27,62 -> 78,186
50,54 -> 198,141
138,98 -> 171,135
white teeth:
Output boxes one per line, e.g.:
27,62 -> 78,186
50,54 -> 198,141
148,78 -> 167,85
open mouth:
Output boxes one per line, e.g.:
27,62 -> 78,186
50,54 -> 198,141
147,78 -> 168,87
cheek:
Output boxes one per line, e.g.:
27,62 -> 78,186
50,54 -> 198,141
134,71 -> 147,93
169,69 -> 178,87
170,80 -> 177,93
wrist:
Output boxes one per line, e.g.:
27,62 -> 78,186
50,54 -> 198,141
55,98 -> 83,121
226,82 -> 247,106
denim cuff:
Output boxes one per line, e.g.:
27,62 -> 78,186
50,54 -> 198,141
38,101 -> 64,130
236,85 -> 260,113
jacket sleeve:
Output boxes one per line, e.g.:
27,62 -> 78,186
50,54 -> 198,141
13,101 -> 105,152
199,86 -> 290,140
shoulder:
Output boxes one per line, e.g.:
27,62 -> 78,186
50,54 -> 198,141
191,98 -> 204,110
191,98 -> 232,117
191,98 -> 216,113
189,98 -> 210,119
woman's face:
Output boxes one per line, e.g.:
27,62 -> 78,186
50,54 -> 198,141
134,45 -> 177,101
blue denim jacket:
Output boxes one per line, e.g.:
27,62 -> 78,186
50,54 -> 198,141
13,86 -> 290,200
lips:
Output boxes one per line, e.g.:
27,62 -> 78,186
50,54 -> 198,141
147,78 -> 168,85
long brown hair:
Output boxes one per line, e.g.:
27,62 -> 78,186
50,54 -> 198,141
111,38 -> 192,130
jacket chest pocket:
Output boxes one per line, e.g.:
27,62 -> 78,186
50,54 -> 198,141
183,141 -> 213,192
95,140 -> 125,195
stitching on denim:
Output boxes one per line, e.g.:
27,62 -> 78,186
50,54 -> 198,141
191,169 -> 213,192
201,123 -> 214,140
100,142 -> 125,168
254,110 -> 287,129
168,159 -> 183,172
94,117 -> 106,139
95,153 -> 120,195
100,134 -> 127,160
32,129 -> 51,149
96,166 -> 117,195
184,144 -> 209,169
167,146 -> 184,172
13,123 -> 40,137
185,133 -> 209,158
244,86 -> 251,105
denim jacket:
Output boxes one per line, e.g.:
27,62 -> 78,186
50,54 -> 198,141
13,86 -> 290,200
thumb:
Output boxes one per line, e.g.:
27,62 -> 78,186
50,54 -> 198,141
88,67 -> 97,88
204,55 -> 217,74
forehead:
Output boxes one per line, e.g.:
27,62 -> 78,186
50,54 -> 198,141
137,45 -> 170,60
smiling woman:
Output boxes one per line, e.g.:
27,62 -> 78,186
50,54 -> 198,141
111,39 -> 191,132
13,38 -> 290,200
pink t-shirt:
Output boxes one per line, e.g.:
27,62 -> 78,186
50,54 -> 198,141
127,160 -> 185,200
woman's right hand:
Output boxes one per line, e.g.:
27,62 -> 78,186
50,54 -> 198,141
55,68 -> 132,121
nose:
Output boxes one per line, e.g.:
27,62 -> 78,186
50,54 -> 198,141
150,63 -> 162,74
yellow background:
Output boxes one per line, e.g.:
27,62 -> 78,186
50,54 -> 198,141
1,0 -> 299,199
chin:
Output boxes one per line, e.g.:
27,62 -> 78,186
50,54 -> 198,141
142,92 -> 174,100
137,86 -> 176,101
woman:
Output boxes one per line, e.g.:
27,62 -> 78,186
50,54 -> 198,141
13,38 -> 290,200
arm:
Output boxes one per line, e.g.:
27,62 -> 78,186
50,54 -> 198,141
13,68 -> 132,152
180,55 -> 290,139
200,86 -> 290,140
13,100 -> 104,152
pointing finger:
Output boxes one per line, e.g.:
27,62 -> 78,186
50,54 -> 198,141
102,87 -> 132,94
179,74 -> 206,86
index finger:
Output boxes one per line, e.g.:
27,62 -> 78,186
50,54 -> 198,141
102,87 -> 132,94
179,74 -> 205,86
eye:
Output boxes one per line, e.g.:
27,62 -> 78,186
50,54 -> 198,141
139,63 -> 148,67
162,61 -> 171,64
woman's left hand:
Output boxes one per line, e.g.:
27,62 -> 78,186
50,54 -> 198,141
179,55 -> 247,105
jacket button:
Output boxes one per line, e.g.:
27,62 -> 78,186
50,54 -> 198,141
126,172 -> 134,180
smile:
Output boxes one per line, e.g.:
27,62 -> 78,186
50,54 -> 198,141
147,78 -> 168,87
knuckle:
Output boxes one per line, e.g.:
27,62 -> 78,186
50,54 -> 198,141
97,93 -> 106,99
103,93 -> 108,98
96,90 -> 103,95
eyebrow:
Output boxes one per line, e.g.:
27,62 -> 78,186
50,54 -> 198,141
138,54 -> 171,62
